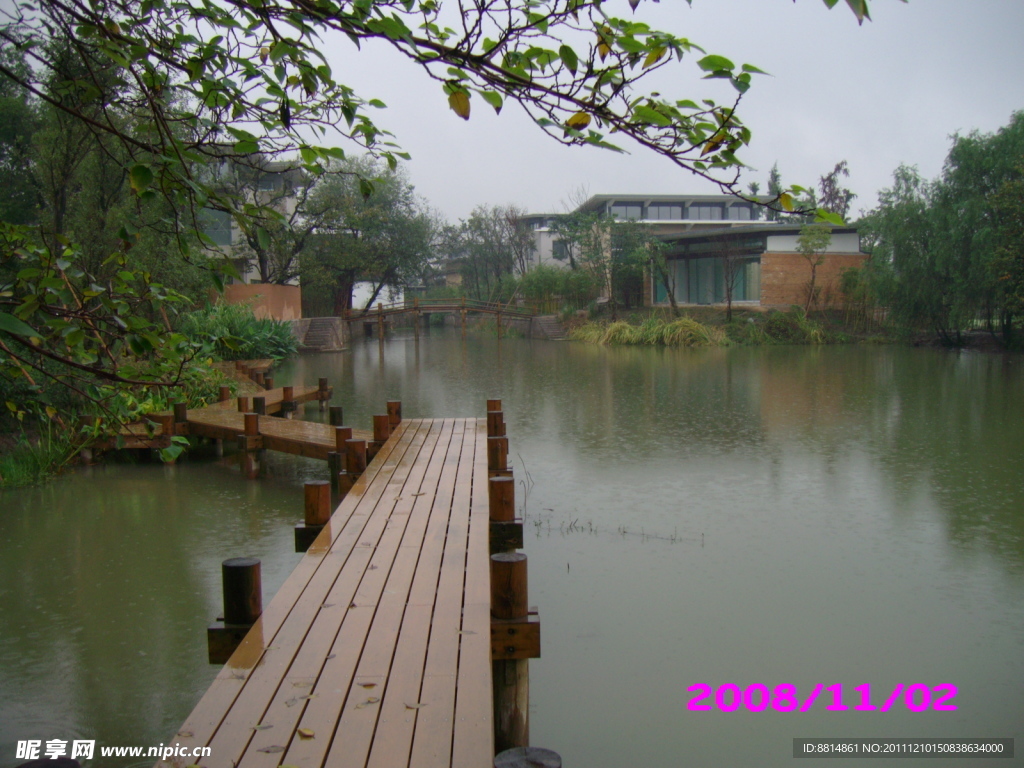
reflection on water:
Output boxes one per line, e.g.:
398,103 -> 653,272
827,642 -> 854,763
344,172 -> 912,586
2,333 -> 1023,767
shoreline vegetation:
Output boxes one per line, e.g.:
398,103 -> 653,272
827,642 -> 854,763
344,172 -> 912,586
566,307 -> 881,347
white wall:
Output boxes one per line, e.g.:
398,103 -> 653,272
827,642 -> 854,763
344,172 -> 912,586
766,231 -> 861,253
352,281 -> 404,308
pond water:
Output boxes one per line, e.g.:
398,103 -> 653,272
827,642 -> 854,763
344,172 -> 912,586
2,331 -> 1023,767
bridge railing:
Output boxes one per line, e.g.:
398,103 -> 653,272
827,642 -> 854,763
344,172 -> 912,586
343,297 -> 538,319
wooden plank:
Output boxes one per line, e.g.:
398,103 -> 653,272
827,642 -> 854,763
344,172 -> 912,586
161,422 -> 419,765
202,420 -> 430,765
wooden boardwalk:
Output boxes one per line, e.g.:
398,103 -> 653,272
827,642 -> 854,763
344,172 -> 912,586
162,417 -> 493,768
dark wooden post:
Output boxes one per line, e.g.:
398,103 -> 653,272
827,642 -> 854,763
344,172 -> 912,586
295,480 -> 331,552
386,400 -> 402,429
332,426 -> 353,495
237,395 -> 250,413
239,413 -> 260,479
497,307 -> 503,339
254,371 -> 265,388
264,376 -> 274,390
252,396 -> 266,416
345,439 -> 367,476
329,405 -> 344,427
492,552 -> 530,751
489,476 -> 522,554
281,385 -> 296,418
487,411 -> 506,438
494,748 -> 561,768
370,414 -> 390,459
218,386 -> 231,402
377,302 -> 385,341
173,402 -> 188,429
318,377 -> 330,411
487,398 -> 502,413
207,556 -> 262,664
488,435 -> 509,472
414,297 -> 420,340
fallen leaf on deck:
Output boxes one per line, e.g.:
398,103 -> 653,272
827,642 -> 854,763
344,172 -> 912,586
252,724 -> 273,731
176,731 -> 194,738
326,654 -> 336,660
291,681 -> 313,688
355,697 -> 380,709
359,682 -> 377,689
412,492 -> 425,497
284,697 -> 298,707
405,702 -> 428,709
297,728 -> 315,739
458,630 -> 476,635
256,745 -> 285,754
299,694 -> 318,701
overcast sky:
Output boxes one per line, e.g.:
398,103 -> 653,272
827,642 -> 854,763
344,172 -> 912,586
329,0 -> 1022,221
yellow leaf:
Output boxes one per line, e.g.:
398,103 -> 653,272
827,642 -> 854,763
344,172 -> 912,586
566,112 -> 591,131
701,134 -> 725,156
448,91 -> 470,120
597,42 -> 611,61
642,47 -> 666,70
779,192 -> 794,212
259,47 -> 270,64
405,702 -> 428,709
297,728 -> 315,739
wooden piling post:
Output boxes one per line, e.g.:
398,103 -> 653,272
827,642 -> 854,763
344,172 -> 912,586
252,396 -> 266,416
370,414 -> 390,459
218,386 -> 231,402
332,426 -> 353,495
487,410 -> 506,437
329,405 -> 344,427
207,557 -> 262,664
254,371 -> 265,388
237,396 -> 250,413
414,297 -> 421,341
295,480 -> 331,552
264,376 -> 274,390
386,400 -> 402,428
488,435 -> 509,472
497,307 -> 503,339
239,413 -> 261,479
491,552 -> 531,751
318,377 -> 330,411
173,402 -> 188,429
377,302 -> 385,341
487,398 -> 502,412
345,439 -> 367,476
281,385 -> 296,418
489,476 -> 522,554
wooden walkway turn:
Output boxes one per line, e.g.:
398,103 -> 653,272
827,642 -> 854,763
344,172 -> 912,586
161,417 -> 493,768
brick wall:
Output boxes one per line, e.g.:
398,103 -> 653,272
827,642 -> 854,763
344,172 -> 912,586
221,283 -> 303,321
760,252 -> 867,309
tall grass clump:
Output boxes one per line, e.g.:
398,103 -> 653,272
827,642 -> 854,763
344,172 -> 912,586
177,301 -> 298,361
569,316 -> 728,347
0,414 -> 79,488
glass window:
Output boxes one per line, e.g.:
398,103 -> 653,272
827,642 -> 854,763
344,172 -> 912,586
691,205 -> 723,220
200,209 -> 233,247
609,203 -> 642,220
726,205 -> 752,220
258,175 -> 277,191
648,204 -> 683,220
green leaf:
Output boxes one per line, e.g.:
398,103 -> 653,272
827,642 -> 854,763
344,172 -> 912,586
815,209 -> 847,227
632,105 -> 672,127
359,178 -> 374,198
0,312 -> 38,338
480,90 -> 503,114
642,47 -> 666,70
559,45 -> 578,74
697,54 -> 734,73
256,227 -> 271,251
448,90 -> 470,120
129,164 -> 154,194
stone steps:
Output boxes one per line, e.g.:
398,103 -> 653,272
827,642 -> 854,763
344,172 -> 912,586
534,315 -> 569,341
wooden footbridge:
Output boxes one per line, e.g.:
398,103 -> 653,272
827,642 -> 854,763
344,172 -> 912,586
151,366 -> 554,767
346,299 -> 538,340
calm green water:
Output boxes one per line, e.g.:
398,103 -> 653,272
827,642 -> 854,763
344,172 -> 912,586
2,332 -> 1023,767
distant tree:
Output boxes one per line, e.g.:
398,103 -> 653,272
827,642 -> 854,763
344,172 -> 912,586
818,160 -> 856,219
797,223 -> 832,312
765,163 -> 783,221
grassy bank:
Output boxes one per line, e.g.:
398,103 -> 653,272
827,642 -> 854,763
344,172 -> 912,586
568,307 -> 885,347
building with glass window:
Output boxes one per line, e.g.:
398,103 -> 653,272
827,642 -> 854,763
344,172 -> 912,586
524,194 -> 866,309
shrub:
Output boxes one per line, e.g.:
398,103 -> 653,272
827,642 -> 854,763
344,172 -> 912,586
176,301 -> 298,361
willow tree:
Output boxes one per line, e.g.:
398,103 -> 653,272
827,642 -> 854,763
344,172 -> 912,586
0,0 -> 885,407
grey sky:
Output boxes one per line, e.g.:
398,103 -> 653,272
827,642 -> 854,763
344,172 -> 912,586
327,0 -> 1024,222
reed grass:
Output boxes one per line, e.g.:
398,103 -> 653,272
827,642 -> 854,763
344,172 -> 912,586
0,421 -> 79,489
569,316 -> 729,347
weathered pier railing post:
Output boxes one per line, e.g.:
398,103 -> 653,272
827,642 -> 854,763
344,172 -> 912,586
281,385 -> 297,419
330,426 -> 353,495
264,376 -> 274,390
238,413 -> 261,479
207,557 -> 262,664
295,480 -> 331,552
345,438 -> 367,481
369,414 -> 390,460
486,399 -> 542,755
317,377 -> 330,412
252,396 -> 266,416
329,405 -> 344,427
387,400 -> 402,429
236,395 -> 250,414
